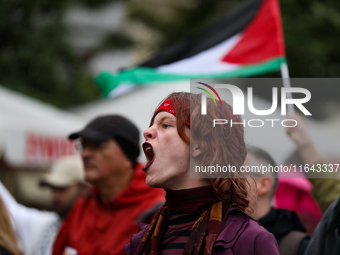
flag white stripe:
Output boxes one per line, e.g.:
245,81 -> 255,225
157,33 -> 243,75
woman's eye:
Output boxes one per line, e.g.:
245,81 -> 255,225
163,124 -> 170,128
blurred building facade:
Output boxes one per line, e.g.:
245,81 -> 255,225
0,86 -> 85,208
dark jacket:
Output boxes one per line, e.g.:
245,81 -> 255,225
304,199 -> 339,255
259,207 -> 309,255
125,206 -> 279,255
0,246 -> 15,255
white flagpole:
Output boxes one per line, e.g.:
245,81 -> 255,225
280,61 -> 295,117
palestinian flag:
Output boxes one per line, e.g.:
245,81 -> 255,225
96,0 -> 286,98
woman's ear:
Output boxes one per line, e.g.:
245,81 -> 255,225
192,144 -> 202,158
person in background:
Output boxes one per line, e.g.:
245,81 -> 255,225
246,146 -> 309,255
126,92 -> 279,255
286,113 -> 340,213
286,114 -> 340,255
0,155 -> 87,255
304,197 -> 340,255
0,196 -> 23,255
52,115 -> 165,255
40,155 -> 88,218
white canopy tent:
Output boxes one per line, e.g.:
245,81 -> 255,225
72,81 -> 340,165
0,86 -> 86,168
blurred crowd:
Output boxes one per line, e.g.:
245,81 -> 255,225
0,97 -> 340,255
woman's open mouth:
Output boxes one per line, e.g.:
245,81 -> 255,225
142,142 -> 155,171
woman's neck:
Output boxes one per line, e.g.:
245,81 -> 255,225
165,185 -> 220,214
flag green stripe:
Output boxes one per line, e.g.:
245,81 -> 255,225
96,58 -> 286,98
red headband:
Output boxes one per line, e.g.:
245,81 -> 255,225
154,98 -> 190,128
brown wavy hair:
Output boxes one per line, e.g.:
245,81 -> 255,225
0,196 -> 23,255
151,92 -> 252,212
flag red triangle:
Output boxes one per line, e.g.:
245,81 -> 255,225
221,0 -> 285,65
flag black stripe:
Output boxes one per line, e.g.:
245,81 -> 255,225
140,0 -> 263,68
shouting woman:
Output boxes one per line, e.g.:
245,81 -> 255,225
125,92 -> 279,255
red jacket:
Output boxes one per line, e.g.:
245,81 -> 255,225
52,164 -> 164,255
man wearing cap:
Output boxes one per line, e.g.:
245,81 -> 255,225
40,156 -> 87,218
52,115 -> 164,255
0,155 -> 87,255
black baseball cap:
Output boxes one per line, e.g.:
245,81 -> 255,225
69,115 -> 140,165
